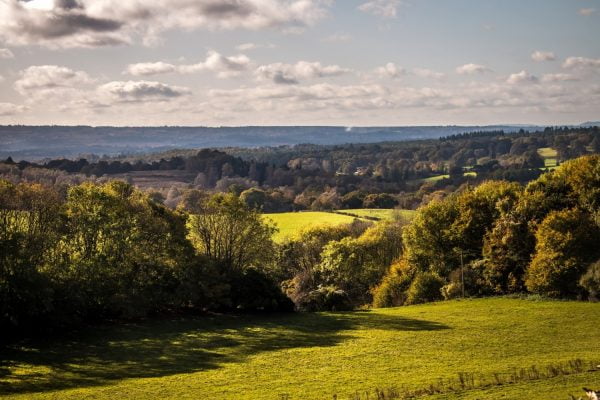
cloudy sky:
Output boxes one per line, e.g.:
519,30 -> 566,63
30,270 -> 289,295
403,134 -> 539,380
0,0 -> 599,126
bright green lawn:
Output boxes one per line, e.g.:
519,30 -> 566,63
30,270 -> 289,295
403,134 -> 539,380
264,211 -> 363,242
1,298 -> 599,400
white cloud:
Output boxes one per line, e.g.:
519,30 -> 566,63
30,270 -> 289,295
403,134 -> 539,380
14,65 -> 92,95
126,51 -> 251,78
531,51 -> 555,62
0,0 -> 330,48
375,62 -> 405,79
506,70 -> 538,84
578,8 -> 596,16
0,102 -> 27,116
412,68 -> 445,79
255,61 -> 351,84
562,56 -> 600,70
97,80 -> 191,102
541,73 -> 578,83
358,0 -> 401,18
0,48 -> 14,58
125,61 -> 177,76
455,63 -> 490,75
235,42 -> 276,51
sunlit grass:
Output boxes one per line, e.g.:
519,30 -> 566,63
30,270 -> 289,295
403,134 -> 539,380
341,208 -> 416,221
537,147 -> 559,169
1,298 -> 599,400
264,211 -> 363,242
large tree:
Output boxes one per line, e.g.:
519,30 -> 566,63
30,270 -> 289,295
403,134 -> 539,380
187,193 -> 277,271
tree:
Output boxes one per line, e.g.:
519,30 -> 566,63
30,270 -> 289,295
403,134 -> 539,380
318,221 -> 403,302
363,193 -> 398,209
56,181 -> 194,319
0,180 -> 62,332
187,193 -> 277,271
239,187 -> 268,210
525,208 -> 600,297
402,198 -> 459,276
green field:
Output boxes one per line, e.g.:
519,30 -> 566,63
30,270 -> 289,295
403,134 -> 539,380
422,172 -> 477,183
264,211 -> 364,241
537,147 -> 559,169
264,210 -> 416,241
339,208 -> 416,221
1,298 -> 599,400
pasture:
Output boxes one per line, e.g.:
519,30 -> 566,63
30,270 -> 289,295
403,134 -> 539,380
1,298 -> 598,400
537,147 -> 559,169
336,208 -> 416,221
264,211 -> 365,242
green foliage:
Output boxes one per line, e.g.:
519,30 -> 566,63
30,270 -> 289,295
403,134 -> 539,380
579,260 -> 600,301
340,190 -> 366,208
0,180 -> 61,332
293,285 -> 353,312
406,271 -> 445,305
239,187 -> 268,210
403,198 -> 459,275
525,208 -> 600,297
318,221 -> 404,303
0,180 -> 294,337
362,193 -> 399,209
372,260 -> 414,308
227,269 -> 295,312
187,193 -> 277,272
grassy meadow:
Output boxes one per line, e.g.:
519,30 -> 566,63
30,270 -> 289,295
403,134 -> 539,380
1,298 -> 599,400
264,211 -> 364,242
264,209 -> 416,242
537,147 -> 559,169
336,208 -> 416,221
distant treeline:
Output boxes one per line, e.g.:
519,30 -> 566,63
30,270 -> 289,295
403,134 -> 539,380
2,127 -> 598,213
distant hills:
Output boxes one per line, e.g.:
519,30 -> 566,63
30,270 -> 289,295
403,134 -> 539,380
0,124 -> 576,161
580,121 -> 600,127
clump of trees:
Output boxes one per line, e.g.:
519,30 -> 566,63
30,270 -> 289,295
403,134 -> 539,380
0,180 -> 291,339
374,155 -> 600,307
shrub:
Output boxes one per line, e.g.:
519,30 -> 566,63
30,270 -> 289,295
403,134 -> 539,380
372,273 -> 412,308
441,282 -> 462,300
406,272 -> 445,305
295,285 -> 353,312
228,269 -> 295,312
579,260 -> 600,301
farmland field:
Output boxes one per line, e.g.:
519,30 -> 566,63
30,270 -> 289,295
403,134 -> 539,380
264,211 -> 365,241
537,147 -> 559,168
337,208 -> 416,221
264,210 -> 416,241
1,298 -> 599,400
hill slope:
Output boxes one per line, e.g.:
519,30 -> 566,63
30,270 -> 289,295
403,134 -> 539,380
1,298 -> 598,400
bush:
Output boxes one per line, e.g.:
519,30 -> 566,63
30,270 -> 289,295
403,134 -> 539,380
579,260 -> 600,301
406,272 -> 445,305
295,285 -> 353,312
441,282 -> 462,300
228,269 -> 295,312
372,273 -> 412,308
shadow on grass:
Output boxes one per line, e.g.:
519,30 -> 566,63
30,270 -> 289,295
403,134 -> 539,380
0,311 -> 449,395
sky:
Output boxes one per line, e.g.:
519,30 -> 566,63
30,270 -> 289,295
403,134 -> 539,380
0,0 -> 599,126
